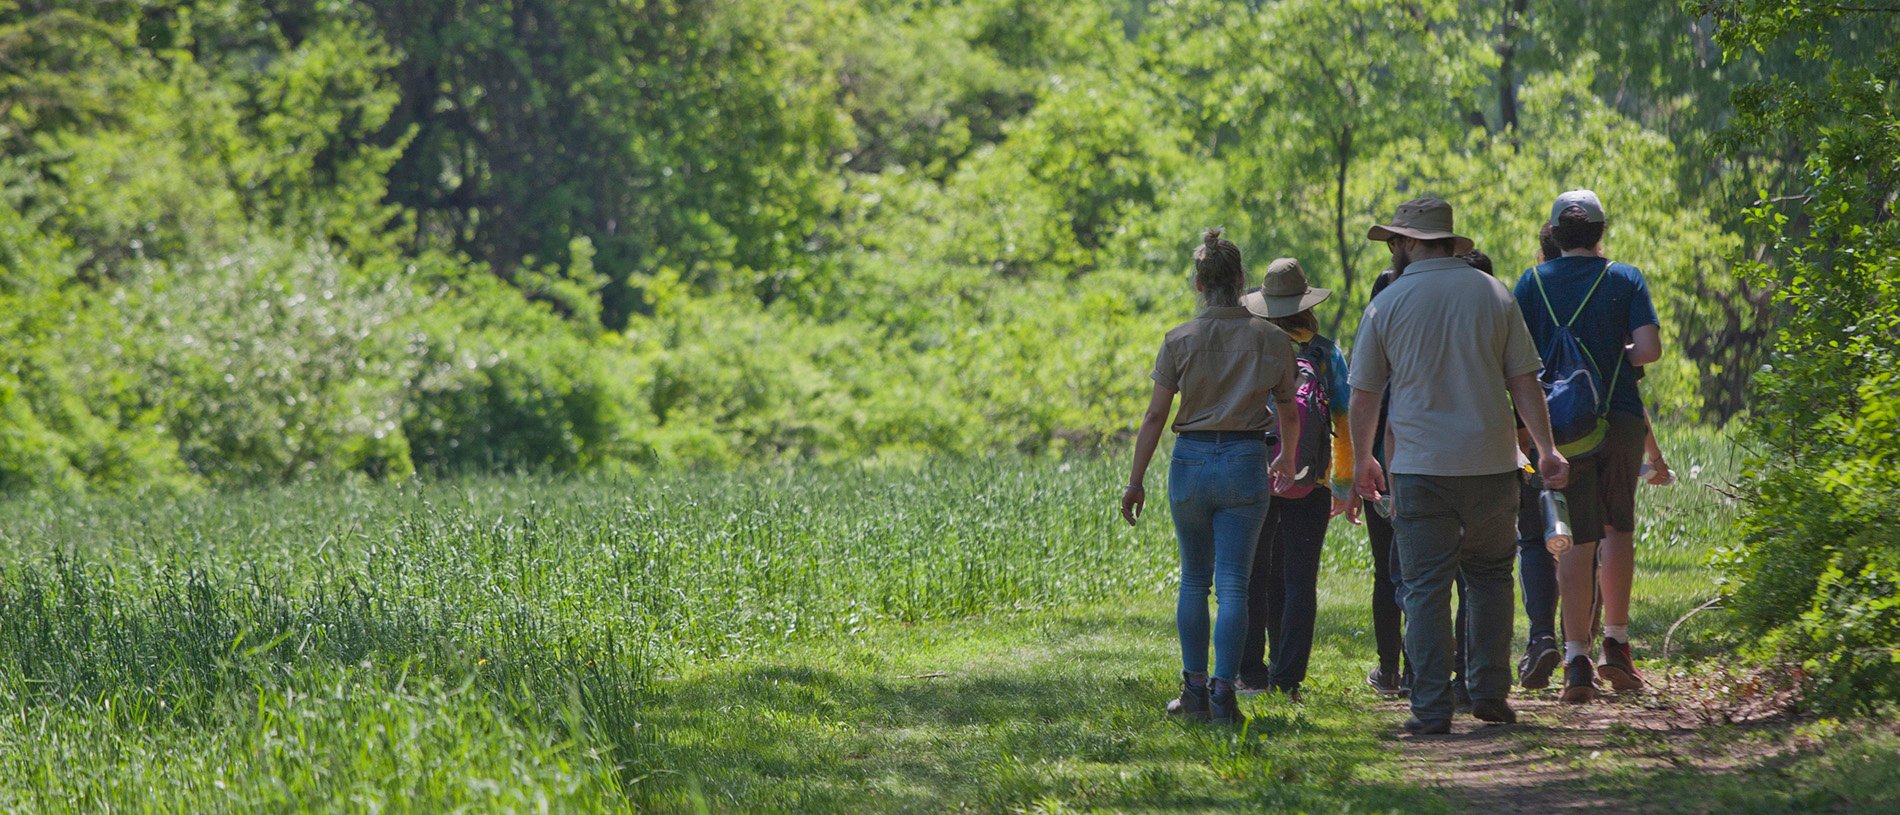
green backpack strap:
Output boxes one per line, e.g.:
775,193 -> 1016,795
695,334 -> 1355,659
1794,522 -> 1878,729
1529,258 -> 1613,329
1532,258 -> 1623,417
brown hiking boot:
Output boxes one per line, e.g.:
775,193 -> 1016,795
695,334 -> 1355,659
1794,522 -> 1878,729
1209,678 -> 1248,727
1598,638 -> 1645,691
1167,672 -> 1210,720
1560,655 -> 1598,704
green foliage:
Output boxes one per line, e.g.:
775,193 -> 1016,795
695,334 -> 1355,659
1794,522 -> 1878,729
1702,1 -> 1900,712
0,0 -> 1805,492
402,251 -> 631,474
365,0 -> 852,323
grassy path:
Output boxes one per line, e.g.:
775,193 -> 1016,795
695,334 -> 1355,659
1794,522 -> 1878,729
628,594 -> 1445,812
629,591 -> 1900,813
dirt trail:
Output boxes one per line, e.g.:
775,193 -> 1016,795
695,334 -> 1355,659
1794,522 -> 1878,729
1391,691 -> 1800,812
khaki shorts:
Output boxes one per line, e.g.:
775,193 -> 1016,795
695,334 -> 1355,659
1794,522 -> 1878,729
1557,411 -> 1648,540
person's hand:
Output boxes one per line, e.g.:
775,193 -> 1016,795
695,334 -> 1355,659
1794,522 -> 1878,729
1354,456 -> 1387,503
1538,449 -> 1570,490
1121,484 -> 1146,526
1269,451 -> 1297,494
1645,457 -> 1673,486
1331,493 -> 1363,525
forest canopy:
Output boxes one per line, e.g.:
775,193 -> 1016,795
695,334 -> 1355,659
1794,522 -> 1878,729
0,0 -> 1875,490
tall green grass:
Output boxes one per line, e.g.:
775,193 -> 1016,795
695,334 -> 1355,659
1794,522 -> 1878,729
0,426 -> 1743,810
0,458 -> 1177,810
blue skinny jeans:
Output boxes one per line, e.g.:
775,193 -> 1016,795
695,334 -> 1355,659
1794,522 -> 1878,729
1168,436 -> 1272,681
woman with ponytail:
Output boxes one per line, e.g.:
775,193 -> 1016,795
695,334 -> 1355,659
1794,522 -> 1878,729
1122,228 -> 1301,727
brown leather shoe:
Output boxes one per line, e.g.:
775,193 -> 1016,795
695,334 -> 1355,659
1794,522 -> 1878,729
1598,638 -> 1646,691
1560,655 -> 1598,703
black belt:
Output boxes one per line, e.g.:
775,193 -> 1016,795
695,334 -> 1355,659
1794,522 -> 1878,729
1178,430 -> 1270,443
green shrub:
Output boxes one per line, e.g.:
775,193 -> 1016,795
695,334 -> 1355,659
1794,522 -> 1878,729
401,255 -> 631,474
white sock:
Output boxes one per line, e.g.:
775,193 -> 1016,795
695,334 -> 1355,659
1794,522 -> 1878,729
1565,641 -> 1589,662
1604,624 -> 1629,643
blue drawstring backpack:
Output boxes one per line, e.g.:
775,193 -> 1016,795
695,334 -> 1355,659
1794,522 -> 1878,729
1531,259 -> 1622,458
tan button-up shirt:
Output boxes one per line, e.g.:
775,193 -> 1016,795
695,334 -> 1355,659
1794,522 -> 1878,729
1151,306 -> 1299,433
1348,257 -> 1543,476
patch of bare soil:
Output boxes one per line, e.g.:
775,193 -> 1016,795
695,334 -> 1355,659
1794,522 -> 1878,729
1392,686 -> 1802,813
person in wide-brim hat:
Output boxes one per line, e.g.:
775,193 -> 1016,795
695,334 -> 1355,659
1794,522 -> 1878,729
1241,257 -> 1332,320
1234,256 -> 1360,701
1367,197 -> 1475,256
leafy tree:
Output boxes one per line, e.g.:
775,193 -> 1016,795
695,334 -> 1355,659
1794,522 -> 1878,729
363,0 -> 850,324
1700,0 -> 1900,710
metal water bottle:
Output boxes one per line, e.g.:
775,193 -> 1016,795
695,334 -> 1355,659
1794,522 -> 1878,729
1540,488 -> 1574,555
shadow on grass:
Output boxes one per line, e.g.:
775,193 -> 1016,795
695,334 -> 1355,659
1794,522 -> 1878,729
622,602 -> 1455,813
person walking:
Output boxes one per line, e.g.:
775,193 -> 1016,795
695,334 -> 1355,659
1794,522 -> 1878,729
1348,198 -> 1570,734
1122,228 -> 1301,727
1362,266 -> 1409,697
1234,258 -> 1356,701
1363,257 -> 1483,707
1512,190 -> 1663,702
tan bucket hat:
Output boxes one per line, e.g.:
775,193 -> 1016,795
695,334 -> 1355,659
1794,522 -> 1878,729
1367,197 -> 1474,255
1241,257 -> 1331,319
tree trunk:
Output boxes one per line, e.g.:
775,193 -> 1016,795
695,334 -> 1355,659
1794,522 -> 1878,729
1329,123 -> 1355,335
1498,0 -> 1528,144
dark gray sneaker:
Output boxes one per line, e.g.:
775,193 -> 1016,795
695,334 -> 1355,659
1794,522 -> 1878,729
1404,716 -> 1451,735
1209,678 -> 1247,727
1167,672 -> 1210,720
1366,667 -> 1406,697
1519,637 -> 1561,690
1471,698 -> 1518,725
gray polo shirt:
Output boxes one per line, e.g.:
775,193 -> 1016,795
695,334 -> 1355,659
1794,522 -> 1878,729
1348,257 -> 1542,476
1152,306 -> 1299,433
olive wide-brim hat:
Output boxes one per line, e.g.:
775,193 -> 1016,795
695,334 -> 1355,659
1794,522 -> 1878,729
1367,196 -> 1475,255
1241,257 -> 1331,319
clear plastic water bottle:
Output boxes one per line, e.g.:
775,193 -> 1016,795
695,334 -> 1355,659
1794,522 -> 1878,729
1540,488 -> 1573,555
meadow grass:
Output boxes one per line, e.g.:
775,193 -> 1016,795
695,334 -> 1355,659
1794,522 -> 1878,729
1,424 -> 1890,812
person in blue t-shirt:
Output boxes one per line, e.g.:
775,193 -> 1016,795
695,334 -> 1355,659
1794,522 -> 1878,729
1511,190 -> 1662,704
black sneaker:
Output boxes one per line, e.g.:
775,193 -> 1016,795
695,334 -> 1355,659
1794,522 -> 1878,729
1560,655 -> 1598,704
1518,638 -> 1561,690
1366,667 -> 1405,697
1209,678 -> 1247,727
1167,673 -> 1210,720
1404,716 -> 1451,735
1598,638 -> 1646,691
1235,671 -> 1272,698
1451,679 -> 1473,713
1471,698 -> 1518,724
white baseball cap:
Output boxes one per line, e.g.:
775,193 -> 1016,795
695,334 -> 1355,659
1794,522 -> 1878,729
1549,189 -> 1605,224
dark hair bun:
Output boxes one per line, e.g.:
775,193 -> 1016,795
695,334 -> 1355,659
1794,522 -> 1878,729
1203,227 -> 1224,247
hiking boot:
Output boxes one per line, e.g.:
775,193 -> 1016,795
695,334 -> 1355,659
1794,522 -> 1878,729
1518,637 -> 1561,690
1167,672 -> 1210,720
1471,699 -> 1518,725
1404,716 -> 1451,735
1209,678 -> 1247,727
1598,638 -> 1646,691
1560,655 -> 1598,704
1451,678 -> 1473,713
1366,667 -> 1405,697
